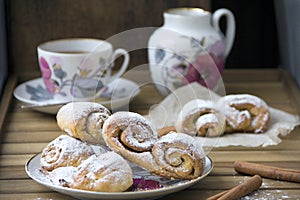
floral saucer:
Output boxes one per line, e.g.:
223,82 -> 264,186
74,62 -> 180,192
13,78 -> 141,114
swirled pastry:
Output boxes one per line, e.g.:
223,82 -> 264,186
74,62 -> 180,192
56,102 -> 111,144
152,132 -> 206,179
157,126 -> 177,137
103,112 -> 205,179
103,111 -> 158,152
177,99 -> 226,137
71,152 -> 133,192
40,135 -> 95,172
218,94 -> 270,133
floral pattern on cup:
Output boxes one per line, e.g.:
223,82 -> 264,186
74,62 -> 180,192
25,84 -> 53,101
25,78 -> 127,102
155,36 -> 225,90
38,56 -> 108,98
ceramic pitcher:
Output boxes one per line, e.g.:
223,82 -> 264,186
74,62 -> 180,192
148,8 -> 235,96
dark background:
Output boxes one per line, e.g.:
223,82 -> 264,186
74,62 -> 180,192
3,0 -> 279,79
212,0 -> 278,68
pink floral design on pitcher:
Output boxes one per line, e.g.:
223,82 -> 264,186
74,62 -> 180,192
156,36 -> 225,90
183,52 -> 223,89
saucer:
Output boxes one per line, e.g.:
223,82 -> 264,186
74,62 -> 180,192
14,78 -> 141,114
26,153 -> 213,200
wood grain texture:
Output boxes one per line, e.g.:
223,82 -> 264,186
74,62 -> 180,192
0,75 -> 17,142
6,0 -> 210,78
1,69 -> 300,199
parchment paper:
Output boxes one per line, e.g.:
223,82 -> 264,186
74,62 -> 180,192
145,83 -> 300,147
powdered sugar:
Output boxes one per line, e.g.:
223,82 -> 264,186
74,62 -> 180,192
57,102 -> 111,144
77,152 -> 131,175
195,113 -> 225,137
72,152 -> 133,192
103,111 -> 158,151
57,102 -> 110,124
196,113 -> 219,126
40,135 -> 95,171
106,112 -> 157,132
158,132 -> 206,159
49,166 -> 77,187
224,106 -> 251,129
178,99 -> 217,123
146,83 -> 300,147
121,126 -> 157,151
177,99 -> 225,136
46,151 -> 133,192
103,112 -> 206,179
219,94 -> 270,132
64,128 -> 74,137
222,94 -> 268,108
151,132 -> 206,178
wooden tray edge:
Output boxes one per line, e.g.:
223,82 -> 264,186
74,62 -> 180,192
0,75 -> 17,140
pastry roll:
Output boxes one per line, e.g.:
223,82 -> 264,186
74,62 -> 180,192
152,132 -> 206,179
40,135 -> 95,172
157,126 -> 177,137
48,166 -> 78,187
103,111 -> 158,152
56,102 -> 111,144
218,94 -> 270,133
71,152 -> 133,192
177,99 -> 226,137
103,112 -> 205,179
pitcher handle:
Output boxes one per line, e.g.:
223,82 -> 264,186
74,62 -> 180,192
212,8 -> 236,57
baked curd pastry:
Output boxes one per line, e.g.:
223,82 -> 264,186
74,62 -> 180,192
48,152 -> 133,192
40,135 -> 95,172
48,166 -> 78,187
71,152 -> 133,192
177,99 -> 226,137
56,102 -> 111,144
218,94 -> 270,133
103,111 -> 206,179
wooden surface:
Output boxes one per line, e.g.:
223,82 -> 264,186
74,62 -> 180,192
1,69 -> 300,199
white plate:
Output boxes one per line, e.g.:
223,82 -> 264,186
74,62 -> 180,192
25,153 -> 213,200
13,78 -> 141,114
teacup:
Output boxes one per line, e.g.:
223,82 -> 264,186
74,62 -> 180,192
37,38 -> 129,99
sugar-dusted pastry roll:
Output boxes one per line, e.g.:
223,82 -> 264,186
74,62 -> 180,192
40,135 -> 95,172
103,111 -> 206,179
177,99 -> 226,137
56,102 -> 111,144
152,132 -> 206,179
103,111 -> 158,152
218,94 -> 270,133
71,152 -> 133,192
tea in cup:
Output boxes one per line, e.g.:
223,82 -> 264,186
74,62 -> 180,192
37,38 -> 129,99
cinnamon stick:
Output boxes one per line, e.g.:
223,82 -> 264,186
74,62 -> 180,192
206,190 -> 228,200
207,175 -> 262,200
234,161 -> 300,183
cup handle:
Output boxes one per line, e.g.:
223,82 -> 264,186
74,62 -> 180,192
110,48 -> 130,81
212,8 -> 236,57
